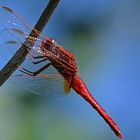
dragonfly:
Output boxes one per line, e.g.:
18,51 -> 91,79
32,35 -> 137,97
0,5 -> 122,138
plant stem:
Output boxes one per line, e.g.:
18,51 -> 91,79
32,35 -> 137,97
0,0 -> 61,86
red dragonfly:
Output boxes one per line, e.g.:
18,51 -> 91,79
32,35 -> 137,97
0,5 -> 122,138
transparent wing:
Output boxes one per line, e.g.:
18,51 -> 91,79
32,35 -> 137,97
10,74 -> 66,97
9,69 -> 65,96
0,4 -> 48,56
0,40 -> 67,96
0,5 -> 70,96
0,5 -> 46,41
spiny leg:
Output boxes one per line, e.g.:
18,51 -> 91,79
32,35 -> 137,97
0,39 -> 47,64
30,58 -> 48,64
27,48 -> 48,64
18,63 -> 52,76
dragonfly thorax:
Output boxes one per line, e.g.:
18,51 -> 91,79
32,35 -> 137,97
41,37 -> 78,73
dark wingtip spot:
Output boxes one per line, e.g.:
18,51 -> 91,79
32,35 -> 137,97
3,6 -> 14,13
12,28 -> 24,35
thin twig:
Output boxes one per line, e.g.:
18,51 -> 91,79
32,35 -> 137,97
0,0 -> 61,86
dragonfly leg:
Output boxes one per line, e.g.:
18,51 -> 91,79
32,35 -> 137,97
18,63 -> 52,76
27,48 -> 48,64
30,58 -> 48,64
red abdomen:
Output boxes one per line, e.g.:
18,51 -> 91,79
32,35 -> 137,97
71,74 -> 122,139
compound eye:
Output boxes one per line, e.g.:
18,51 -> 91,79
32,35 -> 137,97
47,38 -> 55,43
43,39 -> 53,50
45,43 -> 52,50
46,39 -> 53,45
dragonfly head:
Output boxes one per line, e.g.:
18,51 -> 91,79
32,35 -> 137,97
41,38 -> 57,51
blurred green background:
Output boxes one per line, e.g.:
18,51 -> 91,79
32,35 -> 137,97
0,0 -> 140,140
